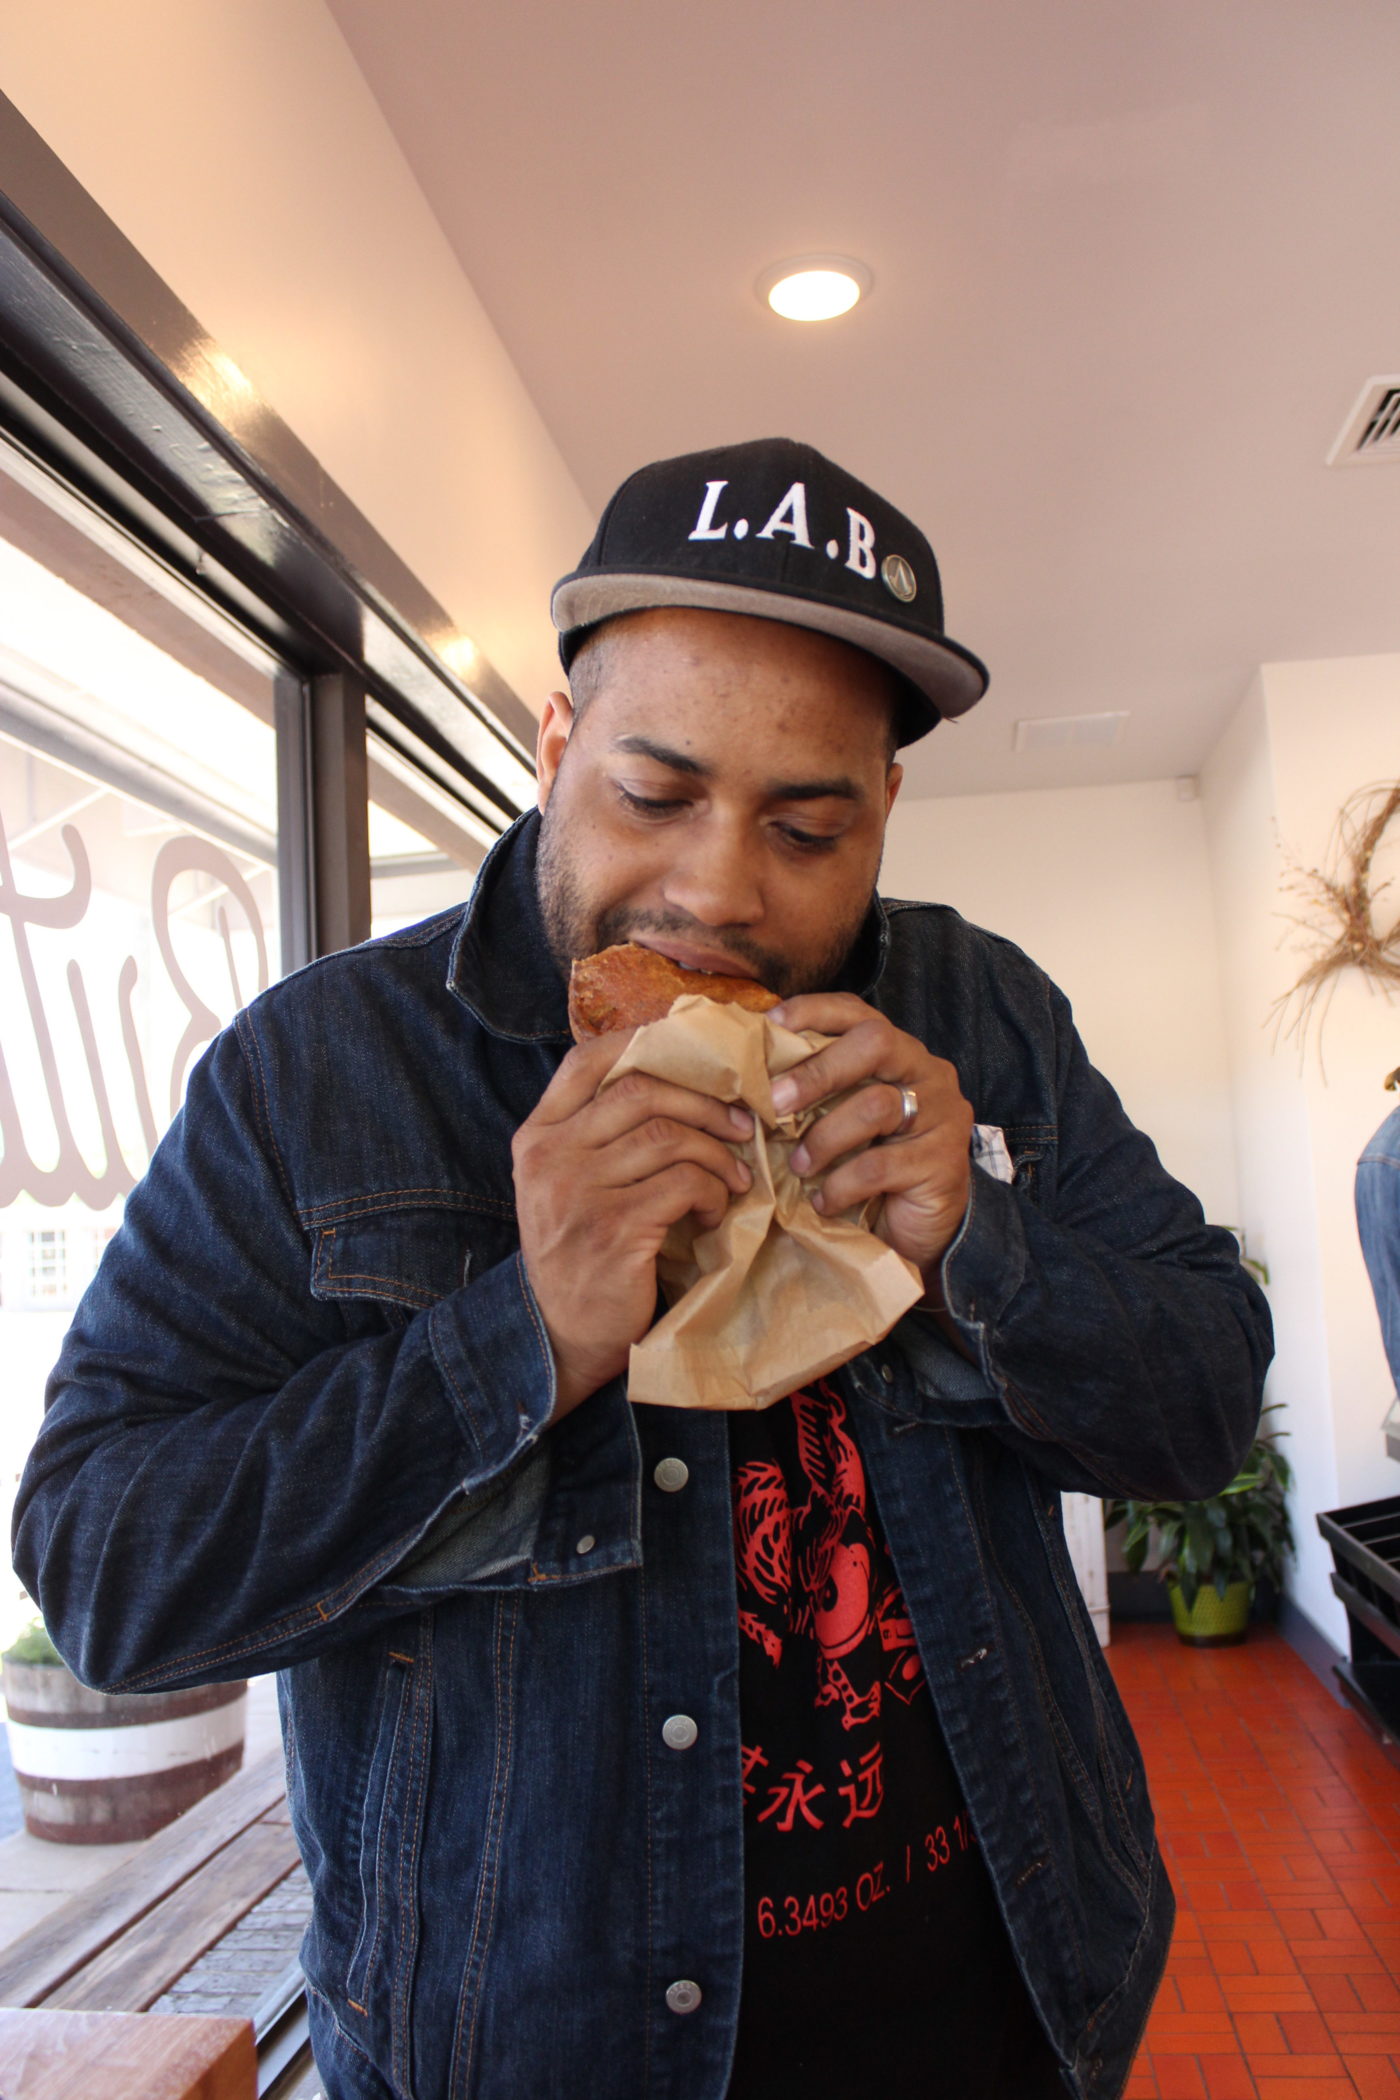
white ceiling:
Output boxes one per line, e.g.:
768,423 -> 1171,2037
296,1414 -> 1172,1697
326,0 -> 1400,798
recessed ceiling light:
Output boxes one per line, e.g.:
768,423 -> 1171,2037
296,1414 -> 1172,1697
756,255 -> 872,322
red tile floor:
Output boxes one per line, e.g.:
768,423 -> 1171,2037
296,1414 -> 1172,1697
1110,1620 -> 1400,2099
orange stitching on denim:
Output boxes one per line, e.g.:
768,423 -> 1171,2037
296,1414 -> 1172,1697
321,1267 -> 437,1304
456,1598 -> 518,2089
114,1525 -> 432,1688
303,1980 -> 381,2071
300,1188 -> 515,1225
391,1622 -> 433,2083
363,1663 -> 406,2015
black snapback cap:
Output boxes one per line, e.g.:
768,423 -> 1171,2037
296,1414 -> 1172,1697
551,436 -> 988,745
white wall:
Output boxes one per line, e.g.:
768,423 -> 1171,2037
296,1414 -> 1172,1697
0,0 -> 592,714
1202,653 -> 1400,1645
882,777 -> 1240,1222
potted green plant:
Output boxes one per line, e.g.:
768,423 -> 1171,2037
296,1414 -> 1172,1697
2,1614 -> 246,1843
1104,1408 -> 1294,1646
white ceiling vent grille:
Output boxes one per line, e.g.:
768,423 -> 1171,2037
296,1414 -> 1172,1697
1013,710 -> 1128,752
1326,376 -> 1400,467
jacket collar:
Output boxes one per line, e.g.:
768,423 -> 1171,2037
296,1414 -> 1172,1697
448,813 -> 572,1042
447,809 -> 891,1041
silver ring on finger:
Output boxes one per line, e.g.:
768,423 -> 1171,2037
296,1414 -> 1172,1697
892,1083 -> 919,1140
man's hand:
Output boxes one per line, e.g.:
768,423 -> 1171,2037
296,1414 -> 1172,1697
767,994 -> 974,1290
513,1037 -> 754,1418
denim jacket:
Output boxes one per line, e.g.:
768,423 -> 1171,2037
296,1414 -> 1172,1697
15,813 -> 1272,2100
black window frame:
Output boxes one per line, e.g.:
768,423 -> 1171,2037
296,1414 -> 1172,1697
0,87 -> 536,969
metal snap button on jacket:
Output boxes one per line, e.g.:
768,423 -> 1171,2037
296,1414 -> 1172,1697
666,1979 -> 702,2015
662,1713 -> 698,1750
653,1457 -> 689,1492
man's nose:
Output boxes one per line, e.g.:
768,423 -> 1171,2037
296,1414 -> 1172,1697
659,824 -> 764,927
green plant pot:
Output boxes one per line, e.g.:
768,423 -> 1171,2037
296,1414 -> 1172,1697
1167,1578 -> 1252,1647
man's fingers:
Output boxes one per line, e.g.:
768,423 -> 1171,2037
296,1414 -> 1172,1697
769,1017 -> 911,1120
587,1067 -> 754,1147
601,1118 -> 753,1199
790,1079 -> 918,1176
647,1160 -> 740,1235
527,1033 -> 633,1123
585,1159 -> 740,1242
768,992 -> 872,1036
811,1129 -> 964,1217
529,1045 -> 755,1143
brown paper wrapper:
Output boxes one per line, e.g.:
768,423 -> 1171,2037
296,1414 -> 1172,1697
601,993 -> 924,1410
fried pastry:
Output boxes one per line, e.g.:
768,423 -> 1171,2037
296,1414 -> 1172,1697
568,941 -> 779,1042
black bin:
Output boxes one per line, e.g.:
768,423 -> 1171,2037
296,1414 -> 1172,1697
1318,1494 -> 1400,1740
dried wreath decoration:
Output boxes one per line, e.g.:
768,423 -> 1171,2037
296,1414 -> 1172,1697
1272,780 -> 1400,1054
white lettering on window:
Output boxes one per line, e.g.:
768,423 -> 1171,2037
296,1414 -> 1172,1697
0,816 -> 269,1207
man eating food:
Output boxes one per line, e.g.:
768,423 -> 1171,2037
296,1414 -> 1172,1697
16,437 -> 1272,2099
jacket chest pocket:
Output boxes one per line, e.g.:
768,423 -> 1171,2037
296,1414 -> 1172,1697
308,1198 -> 520,1331
996,1123 -> 1052,1205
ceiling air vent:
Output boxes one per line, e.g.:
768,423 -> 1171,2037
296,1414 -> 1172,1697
1013,711 -> 1128,752
1326,375 -> 1400,467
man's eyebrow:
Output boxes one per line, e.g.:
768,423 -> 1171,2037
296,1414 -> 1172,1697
611,734 -> 710,778
611,735 -> 865,803
765,775 -> 865,804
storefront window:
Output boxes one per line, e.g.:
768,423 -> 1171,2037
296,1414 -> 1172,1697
0,424 -> 512,1645
0,445 -> 286,1642
368,726 -> 493,935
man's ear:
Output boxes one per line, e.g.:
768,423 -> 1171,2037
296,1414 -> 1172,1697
884,761 -> 904,821
536,691 -> 576,809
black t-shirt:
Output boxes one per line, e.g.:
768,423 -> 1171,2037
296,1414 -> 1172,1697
726,1380 -> 1060,2100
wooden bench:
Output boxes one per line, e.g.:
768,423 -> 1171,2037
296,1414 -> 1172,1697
0,2007 -> 255,2100
0,1751 -> 318,2097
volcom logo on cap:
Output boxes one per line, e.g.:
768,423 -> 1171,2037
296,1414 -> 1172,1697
881,553 -> 917,603
689,478 -> 881,581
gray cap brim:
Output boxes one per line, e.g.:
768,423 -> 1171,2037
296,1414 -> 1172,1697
552,572 -> 988,734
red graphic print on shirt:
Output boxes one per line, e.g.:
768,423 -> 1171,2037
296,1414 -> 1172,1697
726,1385 -> 1052,2099
733,1378 -> 926,1734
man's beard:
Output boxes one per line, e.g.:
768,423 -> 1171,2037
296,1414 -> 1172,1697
536,804 -> 872,1000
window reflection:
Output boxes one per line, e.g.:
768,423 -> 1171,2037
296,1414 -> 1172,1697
368,726 -> 490,936
0,469 -> 283,1646
0,435 -> 504,1645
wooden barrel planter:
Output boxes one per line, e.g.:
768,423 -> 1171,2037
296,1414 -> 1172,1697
2,1659 -> 246,1844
